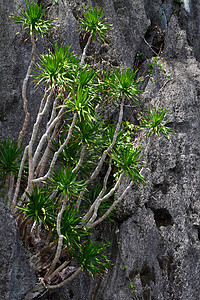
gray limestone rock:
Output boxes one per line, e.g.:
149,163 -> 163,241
0,0 -> 26,135
180,0 -> 200,62
0,201 -> 36,300
1,0 -> 200,299
93,11 -> 200,300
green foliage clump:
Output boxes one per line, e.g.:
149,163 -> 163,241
2,0 -> 175,292
0,138 -> 22,178
10,1 -> 55,36
47,167 -> 86,198
139,107 -> 174,139
35,43 -> 79,87
0,138 -> 24,200
72,239 -> 110,277
111,145 -> 146,184
79,6 -> 112,43
17,186 -> 56,226
60,206 -> 88,250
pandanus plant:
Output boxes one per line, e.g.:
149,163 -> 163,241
1,1 -> 175,294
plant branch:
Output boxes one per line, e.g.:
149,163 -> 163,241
49,260 -> 70,282
88,138 -> 153,228
46,95 -> 60,130
45,194 -> 68,280
18,32 -> 36,144
72,144 -> 87,174
46,267 -> 82,289
86,171 -> 124,227
32,87 -> 53,146
32,112 -> 77,183
11,145 -> 29,213
81,34 -> 93,65
89,179 -> 133,228
36,123 -> 60,177
87,97 -> 124,184
76,97 -> 125,207
33,106 -> 65,171
79,157 -> 112,221
27,89 -> 53,192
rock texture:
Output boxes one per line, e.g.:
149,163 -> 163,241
93,16 -> 200,299
1,0 -> 200,299
0,0 -> 26,137
0,0 -> 44,140
0,201 -> 36,300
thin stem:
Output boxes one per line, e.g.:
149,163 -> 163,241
79,157 -> 112,221
75,190 -> 84,210
7,172 -> 14,206
46,267 -> 82,289
32,106 -> 65,172
49,260 -> 70,282
88,139 -> 153,229
18,32 -> 36,144
45,194 -> 68,280
81,34 -> 93,65
36,123 -> 60,177
89,180 -> 133,229
76,97 -> 125,206
37,93 -> 61,175
47,95 -> 60,130
38,87 -> 52,113
143,37 -> 158,56
32,88 -> 53,146
11,146 -> 28,213
33,112 -> 77,184
72,144 -> 87,174
27,89 -> 53,193
86,171 -> 124,227
88,97 -> 125,182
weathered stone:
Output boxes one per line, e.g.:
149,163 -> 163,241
95,0 -> 150,68
180,0 -> 200,62
0,202 -> 36,300
93,11 -> 200,300
0,0 -> 26,136
1,0 -> 200,299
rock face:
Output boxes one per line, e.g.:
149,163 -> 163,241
0,0 -> 200,299
0,0 -> 26,138
0,201 -> 36,300
93,15 -> 200,299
